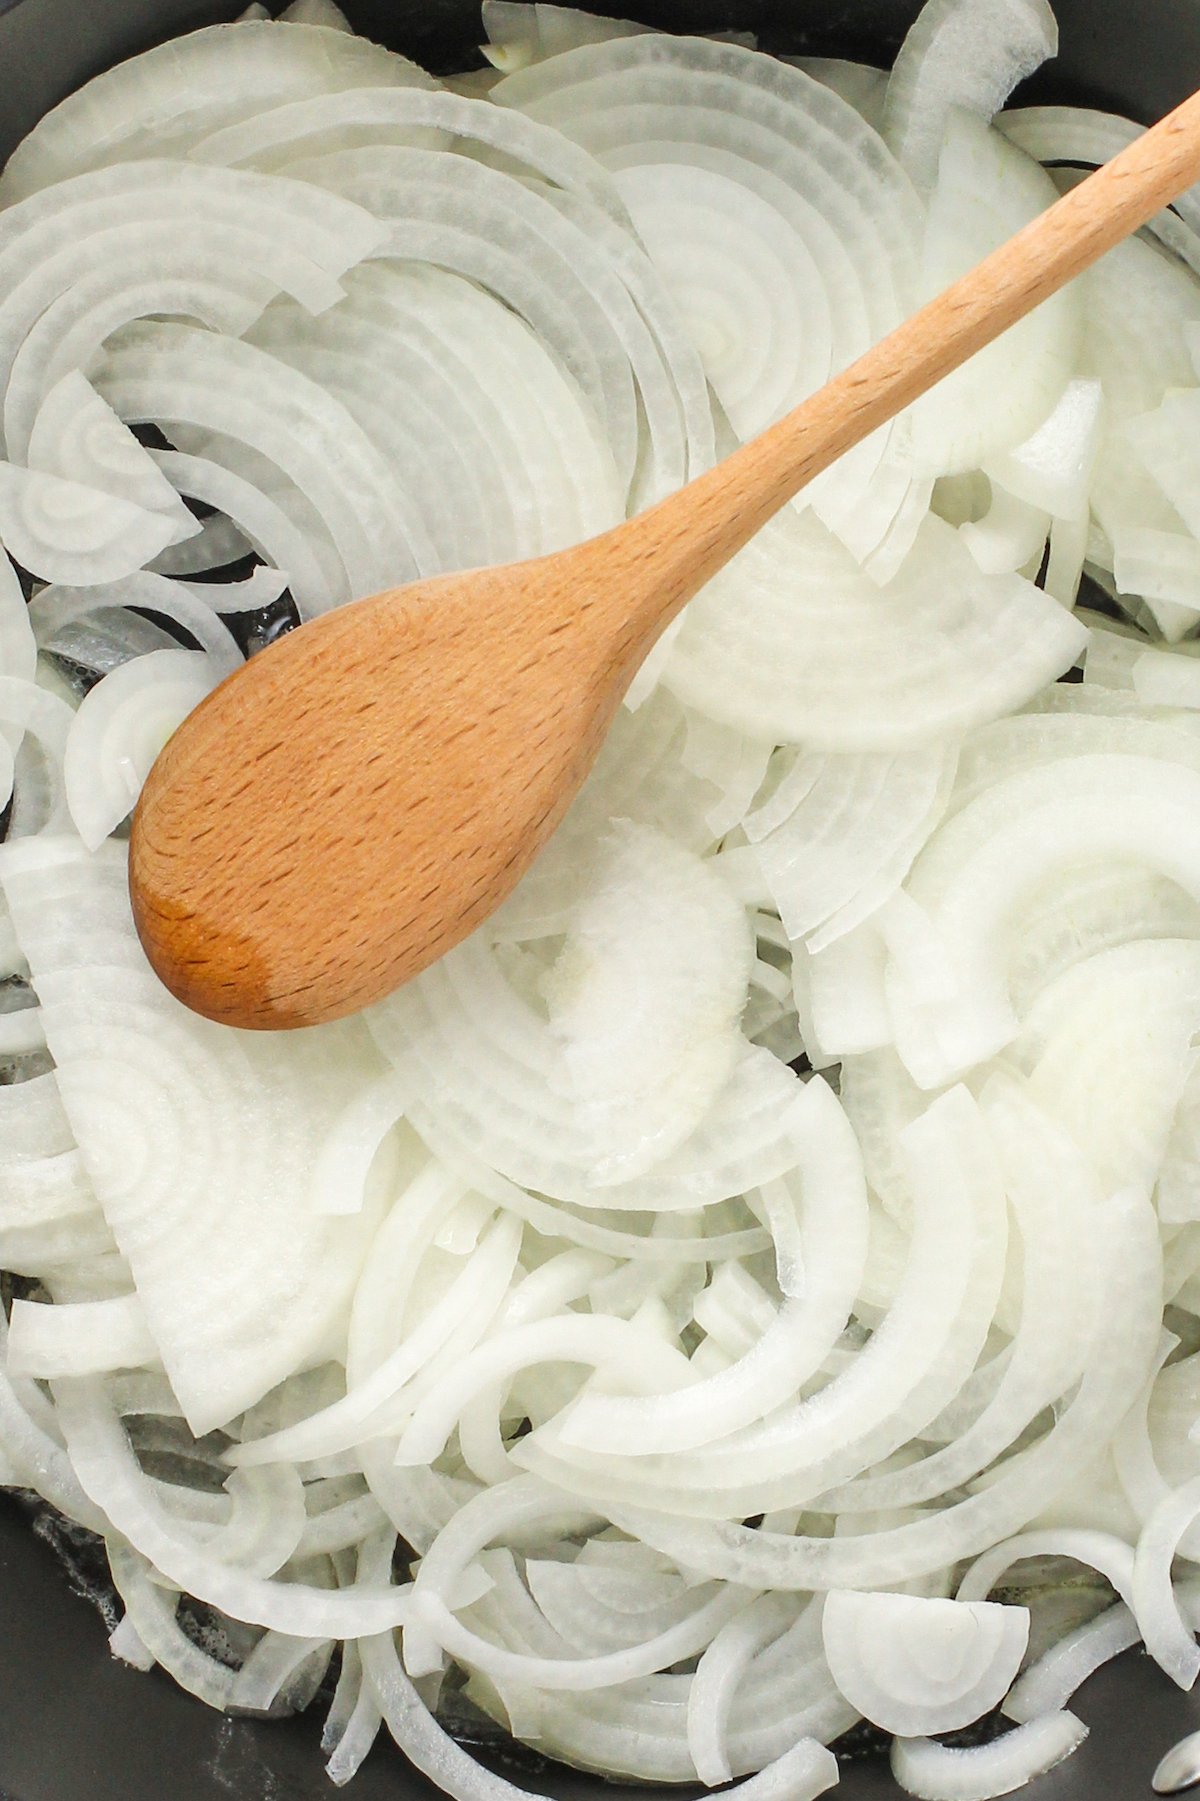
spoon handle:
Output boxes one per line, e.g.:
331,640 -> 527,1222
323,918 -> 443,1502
617,83 -> 1200,620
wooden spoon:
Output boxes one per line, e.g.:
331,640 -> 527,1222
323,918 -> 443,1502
130,88 -> 1200,1030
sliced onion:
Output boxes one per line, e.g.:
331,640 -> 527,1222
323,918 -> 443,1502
982,379 -> 1103,519
107,1539 -> 237,1709
882,0 -> 1058,193
662,508 -> 1085,752
0,20 -> 434,204
890,1712 -> 1087,1800
53,1376 -> 412,1636
0,161 -> 387,461
483,3 -> 650,72
0,838 -> 388,1434
494,33 -> 921,549
63,649 -> 224,852
1003,1602 -> 1139,1724
1132,1474 -> 1200,1687
1000,104 -> 1200,256
26,372 -> 196,535
822,1590 -> 1029,1735
1,9 -> 1199,1790
543,822 -> 753,1183
889,755 -> 1200,1088
743,744 -> 956,948
788,57 -> 887,131
908,109 -> 1078,476
0,463 -> 189,588
8,1293 -> 158,1378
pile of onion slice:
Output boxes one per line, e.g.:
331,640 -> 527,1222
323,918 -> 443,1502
4,3 -> 1200,1799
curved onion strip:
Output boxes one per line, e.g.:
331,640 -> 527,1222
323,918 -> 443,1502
825,1076 -> 1093,1513
663,509 -> 1084,753
744,744 -> 956,948
1003,1603 -> 1139,1724
789,56 -> 887,128
95,321 -> 412,600
415,1568 -> 749,1694
368,930 -> 810,1212
52,1376 -> 412,1636
493,37 -> 920,340
0,676 -> 73,838
597,1187 -> 1159,1580
230,1629 -> 334,1718
909,109 -> 1078,476
890,755 -> 1200,1088
1131,1474 -> 1200,1687
31,576 -> 241,673
0,161 -> 386,447
494,35 -> 920,541
8,1293 -> 157,1378
151,510 -> 252,578
821,1590 -> 1029,1736
249,263 -> 624,570
0,464 -> 187,589
149,446 -> 339,612
457,1252 -> 619,1486
518,1088 -> 1009,1513
203,1464 -> 307,1578
1,838 -> 387,1434
61,650 -> 223,850
190,87 -> 624,221
687,1594 -> 794,1784
1001,104 -> 1200,246
882,0 -> 1057,192
284,144 -> 700,497
0,20 -> 435,204
552,1078 -> 867,1456
395,1313 -> 692,1471
227,1214 -> 523,1468
983,377 -> 1103,519
956,1528 -> 1137,1611
890,1713 -> 1087,1801
26,373 -> 195,534
107,1539 -> 237,1709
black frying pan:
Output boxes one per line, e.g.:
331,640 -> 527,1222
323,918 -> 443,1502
0,0 -> 1198,1795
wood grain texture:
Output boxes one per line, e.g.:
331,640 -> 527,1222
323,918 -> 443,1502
130,85 -> 1200,1029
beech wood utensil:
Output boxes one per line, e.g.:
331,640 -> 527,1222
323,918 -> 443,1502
129,86 -> 1200,1029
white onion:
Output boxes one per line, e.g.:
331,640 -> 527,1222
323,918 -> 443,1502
493,33 -> 922,551
662,509 -> 1085,752
822,1590 -> 1029,1736
1003,1602 -> 1139,1723
0,463 -> 190,588
8,1293 -> 158,1378
882,0 -> 1057,193
909,109 -> 1079,476
543,822 -> 753,1183
63,649 -> 223,852
0,838 -> 388,1434
890,1713 -> 1087,1800
1,4 -> 1200,1797
0,20 -> 435,205
482,3 -> 649,72
26,373 -> 196,535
